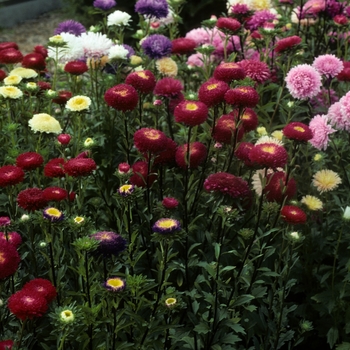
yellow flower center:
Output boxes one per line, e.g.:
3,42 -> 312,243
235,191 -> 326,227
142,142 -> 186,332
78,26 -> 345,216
165,297 -> 176,305
107,278 -> 124,288
74,217 -> 84,224
136,72 -> 149,79
100,233 -> 112,240
294,126 -> 305,132
120,184 -> 133,192
116,89 -> 128,97
222,120 -> 235,128
63,310 -> 73,318
74,98 -> 86,105
207,84 -> 218,91
144,130 -> 161,140
185,103 -> 198,111
158,219 -> 176,229
261,145 -> 276,154
223,62 -> 239,69
46,208 -> 62,217
0,252 -> 5,263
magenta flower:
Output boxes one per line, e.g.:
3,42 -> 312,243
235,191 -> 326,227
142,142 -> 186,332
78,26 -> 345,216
246,10 -> 276,31
309,114 -> 336,150
285,64 -> 322,100
313,54 -> 344,77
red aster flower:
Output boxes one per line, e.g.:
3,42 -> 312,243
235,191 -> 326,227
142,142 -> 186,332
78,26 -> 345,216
198,79 -> 229,107
169,93 -> 184,114
224,86 -> 259,108
249,143 -> 288,168
57,133 -> 71,145
64,158 -> 96,177
0,48 -> 23,64
162,197 -> 179,209
336,61 -> 350,82
125,70 -> 156,94
91,231 -> 127,257
230,108 -> 258,132
22,278 -> 57,303
154,77 -> 183,98
118,162 -> 131,174
212,114 -> 244,144
37,81 -> 51,91
0,217 -> 10,226
280,205 -> 307,224
52,90 -> 73,105
0,42 -> 18,51
204,172 -> 251,199
17,188 -> 48,212
274,35 -> 302,53
104,84 -> 139,112
174,100 -> 208,127
42,186 -> 68,202
130,161 -> 157,188
153,137 -> 177,166
22,53 -> 46,71
0,231 -> 22,248
333,14 -> 348,25
7,290 -> 48,320
283,122 -> 313,141
263,171 -> 297,202
33,45 -> 48,58
0,69 -> 7,82
171,37 -> 197,54
213,62 -> 246,83
175,142 -> 207,169
216,17 -> 241,32
0,165 -> 25,187
64,60 -> 89,75
234,142 -> 254,166
0,239 -> 20,280
16,152 -> 44,171
44,158 -> 66,178
238,59 -> 270,84
251,31 -> 263,40
134,128 -> 167,154
0,340 -> 14,350
76,151 -> 90,159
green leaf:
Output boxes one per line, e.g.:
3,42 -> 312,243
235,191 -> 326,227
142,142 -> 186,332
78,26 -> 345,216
230,294 -> 255,308
327,327 -> 339,349
336,342 -> 350,350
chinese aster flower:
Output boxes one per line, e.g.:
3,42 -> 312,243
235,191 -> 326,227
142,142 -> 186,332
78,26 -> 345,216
235,142 -> 254,166
118,184 -> 135,197
213,62 -> 246,83
212,114 -> 244,144
43,207 -> 64,223
313,54 -> 343,77
198,79 -> 229,107
33,45 -> 48,58
154,77 -> 183,98
328,101 -> 350,131
4,74 -> 22,86
0,86 -> 23,99
283,122 -> 313,141
174,100 -> 208,127
339,91 -> 350,126
285,64 -> 322,100
153,138 -> 177,166
64,61 -> 89,75
0,48 -> 23,64
130,161 -> 157,187
141,34 -> 172,59
231,108 -> 258,132
0,165 -> 25,187
171,38 -> 197,55
108,44 -> 129,61
125,70 -> 156,94
301,195 -> 323,210
238,59 -> 270,84
0,231 -> 22,248
93,0 -> 116,10
104,277 -> 126,292
43,186 -> 68,202
216,17 -> 241,32
17,188 -> 48,211
79,32 -> 113,59
255,136 -> 284,146
224,86 -> 259,108
165,297 -> 177,308
91,231 -> 127,256
152,218 -> 181,234
309,114 -> 336,150
185,27 -> 210,46
156,57 -> 178,77
118,163 -> 131,174
336,61 -> 350,82
280,205 -> 307,224
64,158 -> 96,177
104,84 -> 139,111
249,143 -> 288,168
0,41 -> 18,50
7,290 -> 48,320
0,69 -> 6,81
22,278 -> 57,303
312,169 -> 341,193
246,10 -> 276,31
275,36 -> 302,53
16,152 -> 44,171
66,95 -> 91,112
134,128 -> 167,154
0,340 -> 13,350
162,197 -> 179,209
204,172 -> 251,199
175,142 -> 207,169
54,20 -> 86,36
52,91 -> 73,106
107,10 -> 132,26
0,239 -> 20,279
22,53 -> 46,71
135,0 -> 169,19
0,216 -> 10,227
44,158 -> 66,178
28,113 -> 62,134
263,171 -> 297,202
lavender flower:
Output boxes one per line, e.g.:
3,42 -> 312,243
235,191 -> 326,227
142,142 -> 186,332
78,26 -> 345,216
93,0 -> 117,10
90,231 -> 127,256
123,44 -> 135,58
141,34 -> 172,59
135,0 -> 169,19
152,218 -> 181,234
54,20 -> 86,36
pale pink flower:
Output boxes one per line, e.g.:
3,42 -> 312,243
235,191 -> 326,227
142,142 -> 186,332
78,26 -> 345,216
339,91 -> 350,126
285,64 -> 322,100
328,101 -> 350,131
185,28 -> 210,45
187,53 -> 215,68
309,114 -> 336,150
313,54 -> 343,77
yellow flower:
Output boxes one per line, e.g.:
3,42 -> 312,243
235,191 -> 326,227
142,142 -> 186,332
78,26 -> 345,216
66,95 -> 91,112
4,75 -> 22,86
60,309 -> 75,324
74,216 -> 85,224
0,86 -> 23,99
257,126 -> 268,136
49,35 -> 65,44
130,55 -> 143,66
271,130 -> 283,141
9,67 -> 38,79
165,297 -> 177,308
84,138 -> 94,147
250,0 -> 272,10
156,57 -> 178,77
312,169 -> 341,194
301,195 -> 323,211
25,82 -> 38,92
313,153 -> 322,161
28,113 -> 62,134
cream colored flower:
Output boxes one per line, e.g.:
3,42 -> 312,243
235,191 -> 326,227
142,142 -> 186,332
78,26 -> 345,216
255,135 -> 284,146
60,309 -> 75,324
84,138 -> 94,147
129,55 -> 143,66
28,113 -> 62,134
4,75 -> 22,86
10,67 -> 38,79
301,195 -> 323,211
25,82 -> 38,92
271,130 -> 283,141
0,86 -> 23,99
250,0 -> 272,10
312,169 -> 341,194
66,95 -> 91,112
156,57 -> 178,77
49,35 -> 65,44
257,126 -> 268,136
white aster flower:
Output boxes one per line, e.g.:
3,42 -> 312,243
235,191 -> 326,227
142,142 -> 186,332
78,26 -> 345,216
4,75 -> 22,86
108,44 -> 129,60
9,67 -> 38,79
107,10 -> 132,27
79,32 -> 113,58
255,135 -> 284,146
0,86 -> 23,99
48,32 -> 84,63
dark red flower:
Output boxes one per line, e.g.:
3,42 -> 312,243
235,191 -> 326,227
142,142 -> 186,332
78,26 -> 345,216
91,231 -> 127,257
154,77 -> 183,98
280,205 -> 307,224
0,42 -> 18,51
212,114 -> 244,144
7,290 -> 48,320
213,62 -> 246,83
22,278 -> 57,303
162,197 -> 179,209
130,161 -> 157,187
198,79 -> 229,107
0,232 -> 22,248
42,186 -> 68,201
234,142 -> 254,166
52,90 -> 73,105
0,69 -> 7,82
283,122 -> 313,141
57,133 -> 71,145
0,339 -> 14,350
0,165 -> 25,187
174,100 -> 208,126
0,240 -> 20,280
44,158 -> 66,178
17,188 -> 48,212
204,172 -> 251,198
333,14 -> 348,25
230,108 -> 258,132
336,61 -> 350,82
64,60 -> 89,75
263,171 -> 297,202
224,86 -> 259,108
168,93 -> 185,114
216,17 -> 241,32
175,142 -> 207,169
249,143 -> 288,168
33,45 -> 48,58
104,84 -> 139,111
125,70 -> 156,94
238,59 -> 270,84
153,137 -> 177,166
22,53 -> 46,71
64,158 -> 96,177
274,35 -> 302,53
37,81 -> 51,91
16,152 -> 44,171
118,162 -> 131,174
134,128 -> 167,154
171,38 -> 197,54
0,49 -> 23,64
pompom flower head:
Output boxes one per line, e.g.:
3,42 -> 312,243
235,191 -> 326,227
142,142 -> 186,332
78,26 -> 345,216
43,187 -> 68,202
93,0 -> 116,10
66,95 -> 91,112
135,0 -> 169,19
0,231 -> 22,248
213,62 -> 246,83
283,122 -> 313,142
0,165 -> 25,187
44,158 -> 65,178
64,158 -> 96,177
281,205 -> 307,224
224,86 -> 259,108
312,54 -> 343,77
130,161 -> 157,187
154,77 -> 183,98
0,239 -> 20,280
141,34 -> 172,59
263,171 -> 297,202
275,36 -> 302,53
301,195 -> 323,211
54,20 -> 86,36
249,143 -> 288,168
91,231 -> 127,256
104,277 -> 126,292
17,188 -> 48,212
28,113 -> 62,134
152,218 -> 181,234
212,114 -> 244,144
171,38 -> 197,55
198,79 -> 229,107
309,114 -> 336,150
134,128 -> 167,154
312,169 -> 341,193
125,70 -> 156,94
162,197 -> 179,209
22,278 -> 57,303
43,207 -> 64,223
0,48 -> 23,64
64,61 -> 89,75
175,142 -> 207,169
238,59 -> 270,84
174,100 -> 208,127
107,10 -> 132,27
104,84 -> 139,111
16,152 -> 44,171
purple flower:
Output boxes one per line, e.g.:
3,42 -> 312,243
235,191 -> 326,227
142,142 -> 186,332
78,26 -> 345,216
326,0 -> 344,18
309,114 -> 336,150
54,20 -> 86,36
103,277 -> 126,292
152,218 -> 181,234
93,0 -> 117,10
141,34 -> 172,59
123,44 -> 135,58
135,0 -> 169,19
246,10 -> 276,31
91,231 -> 127,256
313,54 -> 343,77
0,216 -> 11,227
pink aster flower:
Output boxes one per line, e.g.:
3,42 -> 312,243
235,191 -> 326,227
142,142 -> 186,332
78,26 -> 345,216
309,114 -> 336,150
285,64 -> 322,100
312,54 -> 343,77
339,91 -> 350,127
238,59 -> 270,84
185,28 -> 210,45
327,101 -> 347,130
